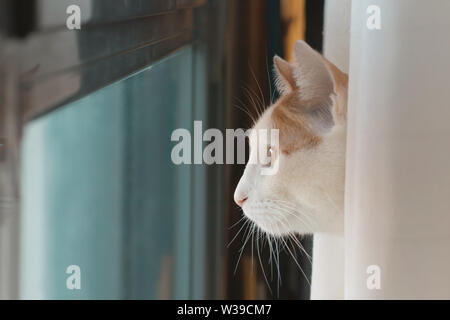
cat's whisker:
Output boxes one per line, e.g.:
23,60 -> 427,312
286,233 -> 312,264
288,233 -> 312,263
264,214 -> 311,286
239,221 -> 254,253
247,82 -> 265,116
267,200 -> 319,232
260,204 -> 315,263
232,101 -> 257,125
244,83 -> 264,119
279,224 -> 309,260
266,232 -> 274,282
246,83 -> 266,118
227,218 -> 250,248
234,221 -> 254,275
251,223 -> 255,274
248,62 -> 267,116
265,198 -> 302,210
275,221 -> 311,287
242,86 -> 263,119
275,235 -> 281,294
228,215 -> 246,230
240,86 -> 257,116
281,207 -> 316,232
264,202 -> 316,233
269,234 -> 280,294
234,95 -> 258,124
266,222 -> 282,298
234,95 -> 253,117
271,214 -> 312,263
256,228 -> 272,295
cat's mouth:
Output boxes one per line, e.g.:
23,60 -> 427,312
242,202 -> 293,236
241,199 -> 315,236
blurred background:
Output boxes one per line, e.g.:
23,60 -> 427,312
0,0 -> 327,299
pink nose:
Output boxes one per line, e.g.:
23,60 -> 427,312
235,196 -> 248,207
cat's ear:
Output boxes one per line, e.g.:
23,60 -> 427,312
292,40 -> 334,101
273,55 -> 296,95
293,40 -> 348,132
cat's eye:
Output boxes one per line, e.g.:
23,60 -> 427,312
262,146 -> 273,168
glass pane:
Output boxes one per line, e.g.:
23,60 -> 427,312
20,47 -> 193,299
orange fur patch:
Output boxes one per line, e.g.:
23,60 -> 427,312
271,54 -> 348,155
271,93 -> 322,154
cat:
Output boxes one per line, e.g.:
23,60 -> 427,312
234,40 -> 348,299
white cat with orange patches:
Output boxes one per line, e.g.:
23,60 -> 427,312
234,41 -> 348,299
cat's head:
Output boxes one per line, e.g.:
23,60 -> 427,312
234,41 -> 348,236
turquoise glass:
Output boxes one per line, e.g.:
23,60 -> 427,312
20,48 -> 194,299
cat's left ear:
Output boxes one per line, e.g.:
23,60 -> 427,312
273,55 -> 296,95
293,40 -> 348,129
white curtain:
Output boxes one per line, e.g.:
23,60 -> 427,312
343,0 -> 450,299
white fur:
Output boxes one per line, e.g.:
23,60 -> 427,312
233,41 -> 347,299
234,108 -> 345,235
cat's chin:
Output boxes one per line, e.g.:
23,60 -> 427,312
242,209 -> 291,236
242,200 -> 318,236
254,221 -> 288,237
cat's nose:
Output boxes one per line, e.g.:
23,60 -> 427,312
234,170 -> 252,207
235,195 -> 248,207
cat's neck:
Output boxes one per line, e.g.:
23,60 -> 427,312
310,232 -> 344,299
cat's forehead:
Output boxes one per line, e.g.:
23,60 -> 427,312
250,94 -> 302,134
249,106 -> 275,144
249,92 -> 323,153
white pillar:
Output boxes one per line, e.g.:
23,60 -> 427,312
346,0 -> 450,299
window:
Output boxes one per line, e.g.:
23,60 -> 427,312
3,0 -> 226,300
1,0 -> 314,300
21,48 -> 197,299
